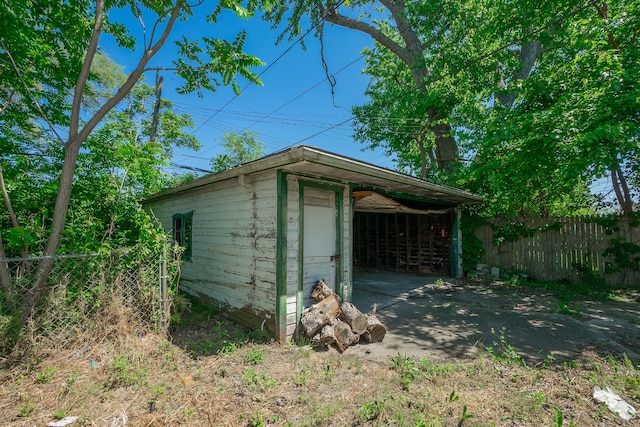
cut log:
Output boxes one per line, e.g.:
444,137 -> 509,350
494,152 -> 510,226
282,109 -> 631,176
311,324 -> 336,347
299,294 -> 341,337
339,302 -> 368,335
333,319 -> 360,352
310,279 -> 333,302
362,312 -> 386,343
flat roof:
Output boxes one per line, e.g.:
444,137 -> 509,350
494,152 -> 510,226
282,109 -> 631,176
145,145 -> 482,205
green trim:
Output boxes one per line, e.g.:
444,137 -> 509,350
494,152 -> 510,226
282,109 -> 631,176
451,208 -> 460,277
345,185 -> 354,302
275,170 -> 288,343
297,184 -> 305,319
298,180 -> 345,318
172,211 -> 193,261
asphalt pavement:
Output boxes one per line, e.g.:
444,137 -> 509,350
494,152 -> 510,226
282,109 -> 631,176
348,271 -> 640,364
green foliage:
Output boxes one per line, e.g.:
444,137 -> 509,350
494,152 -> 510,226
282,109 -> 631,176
52,409 -> 67,420
241,367 -> 278,390
457,405 -> 472,427
0,310 -> 22,356
460,214 -> 484,273
107,354 -> 147,389
35,367 -> 56,384
218,341 -> 239,354
244,348 -> 264,365
589,215 -> 640,274
491,221 -> 562,246
210,130 -> 266,172
389,352 -> 418,390
264,0 -> 639,216
16,398 -> 34,417
485,328 -> 526,366
358,399 -> 387,422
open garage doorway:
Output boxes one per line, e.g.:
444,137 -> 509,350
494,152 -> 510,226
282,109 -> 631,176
352,191 -> 455,274
351,191 -> 455,311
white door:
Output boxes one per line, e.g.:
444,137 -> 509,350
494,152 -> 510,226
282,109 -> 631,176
302,187 -> 338,308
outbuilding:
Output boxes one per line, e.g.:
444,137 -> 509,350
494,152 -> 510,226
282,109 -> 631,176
144,146 -> 481,342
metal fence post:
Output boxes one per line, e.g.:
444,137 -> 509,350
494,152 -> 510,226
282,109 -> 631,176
160,246 -> 169,329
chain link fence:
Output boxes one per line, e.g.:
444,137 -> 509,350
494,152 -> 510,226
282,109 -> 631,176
0,247 -> 178,356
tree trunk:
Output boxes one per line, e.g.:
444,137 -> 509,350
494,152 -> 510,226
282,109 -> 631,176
339,301 -> 368,335
495,38 -> 543,109
312,323 -> 336,348
429,108 -> 459,174
299,294 -> 341,337
0,236 -> 13,307
23,0 -> 184,324
363,312 -> 387,343
611,164 -> 634,216
0,163 -> 15,301
333,319 -> 359,352
310,278 -> 333,302
322,2 -> 459,174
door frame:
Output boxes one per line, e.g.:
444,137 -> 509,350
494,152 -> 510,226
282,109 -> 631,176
297,180 -> 344,320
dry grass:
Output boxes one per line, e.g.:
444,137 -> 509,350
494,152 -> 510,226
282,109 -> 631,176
1,297 -> 639,427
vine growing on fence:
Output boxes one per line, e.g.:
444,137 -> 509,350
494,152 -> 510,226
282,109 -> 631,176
491,220 -> 562,247
590,214 -> 640,274
460,214 -> 485,274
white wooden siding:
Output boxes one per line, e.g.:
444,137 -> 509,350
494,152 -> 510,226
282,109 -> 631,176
147,170 -> 354,340
285,176 -> 300,338
147,170 -> 278,329
283,176 -> 352,339
339,188 -> 352,301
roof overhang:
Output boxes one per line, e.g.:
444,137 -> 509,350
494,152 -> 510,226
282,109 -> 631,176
353,191 -> 455,214
145,146 -> 482,205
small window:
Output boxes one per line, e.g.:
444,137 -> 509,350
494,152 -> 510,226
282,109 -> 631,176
172,212 -> 193,261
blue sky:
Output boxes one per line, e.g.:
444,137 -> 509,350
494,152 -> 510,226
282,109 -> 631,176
100,6 -> 397,174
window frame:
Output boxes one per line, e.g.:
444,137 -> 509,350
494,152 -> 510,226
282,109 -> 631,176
172,211 -> 193,261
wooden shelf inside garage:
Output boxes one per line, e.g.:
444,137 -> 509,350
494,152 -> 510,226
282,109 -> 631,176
353,212 -> 451,274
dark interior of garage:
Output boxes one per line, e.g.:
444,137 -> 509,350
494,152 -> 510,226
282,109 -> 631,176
353,210 -> 453,275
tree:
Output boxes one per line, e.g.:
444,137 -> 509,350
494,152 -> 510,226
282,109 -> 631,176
0,0 -> 267,318
266,0 -> 637,216
465,0 -> 639,216
265,0 -> 461,173
210,130 -> 266,172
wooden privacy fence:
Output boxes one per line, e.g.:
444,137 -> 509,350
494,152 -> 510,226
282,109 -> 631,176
473,216 -> 640,286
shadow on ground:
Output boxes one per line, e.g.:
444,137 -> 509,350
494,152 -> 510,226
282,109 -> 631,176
349,272 -> 640,365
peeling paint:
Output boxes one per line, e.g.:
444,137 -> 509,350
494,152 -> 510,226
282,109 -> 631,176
196,292 -> 275,334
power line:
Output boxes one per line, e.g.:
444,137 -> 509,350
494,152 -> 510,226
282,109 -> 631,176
190,0 -> 349,136
281,1 -> 594,149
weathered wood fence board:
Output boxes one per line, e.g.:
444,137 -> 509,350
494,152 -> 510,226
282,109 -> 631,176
473,217 -> 639,286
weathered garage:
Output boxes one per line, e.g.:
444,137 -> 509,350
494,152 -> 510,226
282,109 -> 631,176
144,146 -> 481,342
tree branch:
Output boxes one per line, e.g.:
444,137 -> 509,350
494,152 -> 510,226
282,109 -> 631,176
69,0 -> 105,140
322,3 -> 414,66
0,163 -> 14,301
77,1 -> 185,144
0,163 -> 18,229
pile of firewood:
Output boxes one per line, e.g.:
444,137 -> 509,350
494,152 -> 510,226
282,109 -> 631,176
298,279 -> 386,352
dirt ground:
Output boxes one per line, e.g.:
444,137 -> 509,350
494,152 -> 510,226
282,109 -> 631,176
0,277 -> 638,426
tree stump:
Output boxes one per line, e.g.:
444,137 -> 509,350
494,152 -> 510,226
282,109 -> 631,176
339,301 -> 368,335
333,319 -> 360,352
311,323 -> 336,348
362,312 -> 386,343
299,293 -> 341,337
310,279 -> 334,302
